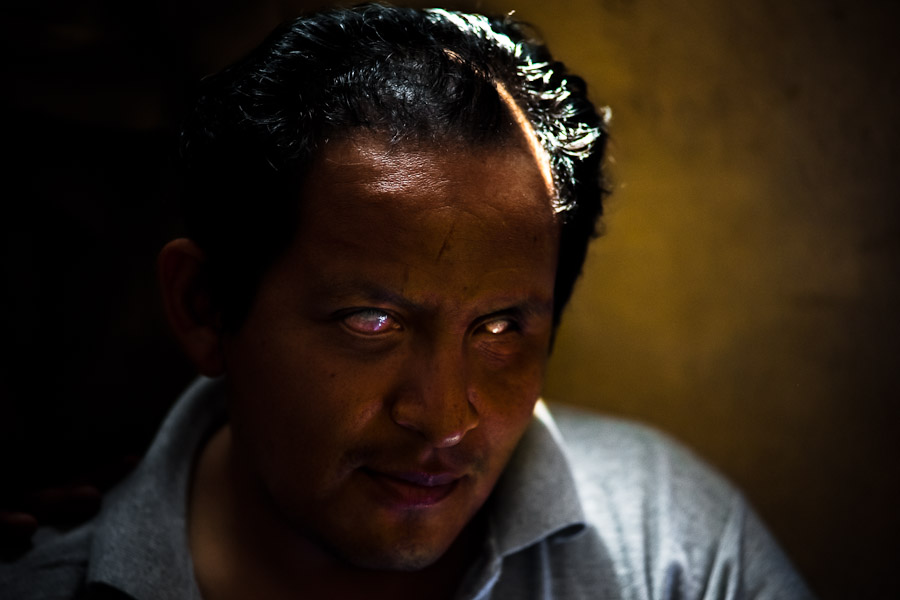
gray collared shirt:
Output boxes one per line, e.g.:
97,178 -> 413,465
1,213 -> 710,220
1,378 -> 814,599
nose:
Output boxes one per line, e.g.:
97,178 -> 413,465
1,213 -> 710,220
390,346 -> 479,448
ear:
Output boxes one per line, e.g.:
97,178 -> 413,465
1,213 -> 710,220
158,238 -> 225,377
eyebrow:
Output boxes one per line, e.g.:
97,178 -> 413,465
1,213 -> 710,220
313,278 -> 554,319
314,279 -> 423,312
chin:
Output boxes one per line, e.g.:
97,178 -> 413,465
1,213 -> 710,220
270,472 -> 485,573
325,533 -> 453,572
354,546 -> 445,572
319,508 -> 470,572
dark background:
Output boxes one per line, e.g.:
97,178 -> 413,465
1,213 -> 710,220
1,1 -> 897,598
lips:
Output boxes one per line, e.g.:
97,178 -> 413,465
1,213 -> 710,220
361,468 -> 463,509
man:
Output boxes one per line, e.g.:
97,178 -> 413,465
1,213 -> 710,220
1,5 -> 813,599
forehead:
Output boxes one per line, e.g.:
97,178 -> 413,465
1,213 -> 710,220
302,132 -> 556,224
281,132 -> 560,309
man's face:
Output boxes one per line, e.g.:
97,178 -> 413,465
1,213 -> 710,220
221,132 -> 559,570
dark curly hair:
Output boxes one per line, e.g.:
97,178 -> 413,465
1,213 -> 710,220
180,3 -> 609,329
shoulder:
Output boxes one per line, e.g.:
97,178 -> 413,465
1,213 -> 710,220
547,403 -> 737,525
543,403 -> 816,599
546,404 -> 740,565
0,523 -> 93,599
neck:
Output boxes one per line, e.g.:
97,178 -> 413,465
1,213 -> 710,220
189,425 -> 483,600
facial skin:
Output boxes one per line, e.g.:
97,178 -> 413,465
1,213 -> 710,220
190,132 -> 559,581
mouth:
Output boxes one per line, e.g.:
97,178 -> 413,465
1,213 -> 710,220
360,468 -> 463,509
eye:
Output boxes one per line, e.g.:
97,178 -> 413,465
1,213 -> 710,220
479,317 -> 518,336
341,309 -> 401,336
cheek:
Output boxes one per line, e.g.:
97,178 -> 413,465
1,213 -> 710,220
224,331 -> 389,486
474,330 -> 549,394
470,349 -> 547,451
229,323 -> 380,414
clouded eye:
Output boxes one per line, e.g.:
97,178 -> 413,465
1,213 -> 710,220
342,309 -> 401,336
480,318 -> 517,335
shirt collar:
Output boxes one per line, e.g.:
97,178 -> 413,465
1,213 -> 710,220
488,400 -> 587,555
454,401 -> 588,599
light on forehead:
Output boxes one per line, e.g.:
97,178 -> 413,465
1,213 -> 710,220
494,82 -> 557,206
